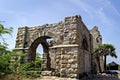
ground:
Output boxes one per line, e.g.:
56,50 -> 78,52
1,73 -> 120,80
33,73 -> 120,80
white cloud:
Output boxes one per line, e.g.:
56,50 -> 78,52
68,0 -> 118,28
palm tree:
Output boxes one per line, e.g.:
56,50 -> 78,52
102,44 -> 117,71
0,24 -> 13,43
94,44 -> 117,72
94,45 -> 103,73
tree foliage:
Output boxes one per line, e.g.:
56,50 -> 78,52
0,42 -> 12,77
0,24 -> 13,77
94,44 -> 117,57
0,24 -> 13,43
0,23 -> 42,79
94,44 -> 117,72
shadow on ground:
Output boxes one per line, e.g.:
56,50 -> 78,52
89,74 -> 120,80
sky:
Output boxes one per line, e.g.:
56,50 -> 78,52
0,0 -> 120,64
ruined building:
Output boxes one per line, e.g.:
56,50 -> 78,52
14,15 -> 102,78
90,26 -> 103,73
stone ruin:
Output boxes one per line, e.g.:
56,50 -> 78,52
90,26 -> 104,73
14,15 -> 102,78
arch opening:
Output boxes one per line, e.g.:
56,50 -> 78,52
28,36 -> 55,70
82,38 -> 88,51
36,44 -> 43,58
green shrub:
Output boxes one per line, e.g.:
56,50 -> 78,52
0,44 -> 12,77
24,72 -> 40,78
0,43 -> 42,79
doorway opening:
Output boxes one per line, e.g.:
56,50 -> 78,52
29,36 -> 55,70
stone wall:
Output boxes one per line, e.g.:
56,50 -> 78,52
90,26 -> 102,48
50,45 -> 79,78
76,16 -> 92,74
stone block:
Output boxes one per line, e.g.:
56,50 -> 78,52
69,74 -> 77,78
71,63 -> 78,69
68,68 -> 74,73
68,59 -> 77,64
61,64 -> 67,68
73,69 -> 79,74
68,52 -> 74,55
60,68 -> 67,77
60,60 -> 67,64
56,59 -> 60,63
56,55 -> 60,59
61,55 -> 64,60
67,64 -> 71,68
72,54 -> 77,59
56,66 -> 60,70
67,55 -> 72,59
41,71 -> 52,76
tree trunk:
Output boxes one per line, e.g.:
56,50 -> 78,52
96,57 -> 102,73
104,55 -> 107,71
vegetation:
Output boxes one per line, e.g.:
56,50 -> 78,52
0,47 -> 42,79
0,24 -> 13,43
0,24 -> 13,77
0,24 -> 42,79
94,44 -> 117,72
0,43 -> 12,77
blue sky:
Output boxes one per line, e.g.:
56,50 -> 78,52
0,0 -> 120,64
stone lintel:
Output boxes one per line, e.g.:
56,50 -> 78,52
13,48 -> 29,50
50,44 -> 79,49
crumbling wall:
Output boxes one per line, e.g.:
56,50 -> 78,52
90,26 -> 104,73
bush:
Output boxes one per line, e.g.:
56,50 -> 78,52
0,43 -> 42,79
0,44 -> 12,77
15,60 -> 41,78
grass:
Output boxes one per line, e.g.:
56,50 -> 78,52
0,73 -> 40,80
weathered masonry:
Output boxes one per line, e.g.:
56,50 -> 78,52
14,15 -> 102,78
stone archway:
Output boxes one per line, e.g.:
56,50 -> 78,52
28,36 -> 52,70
